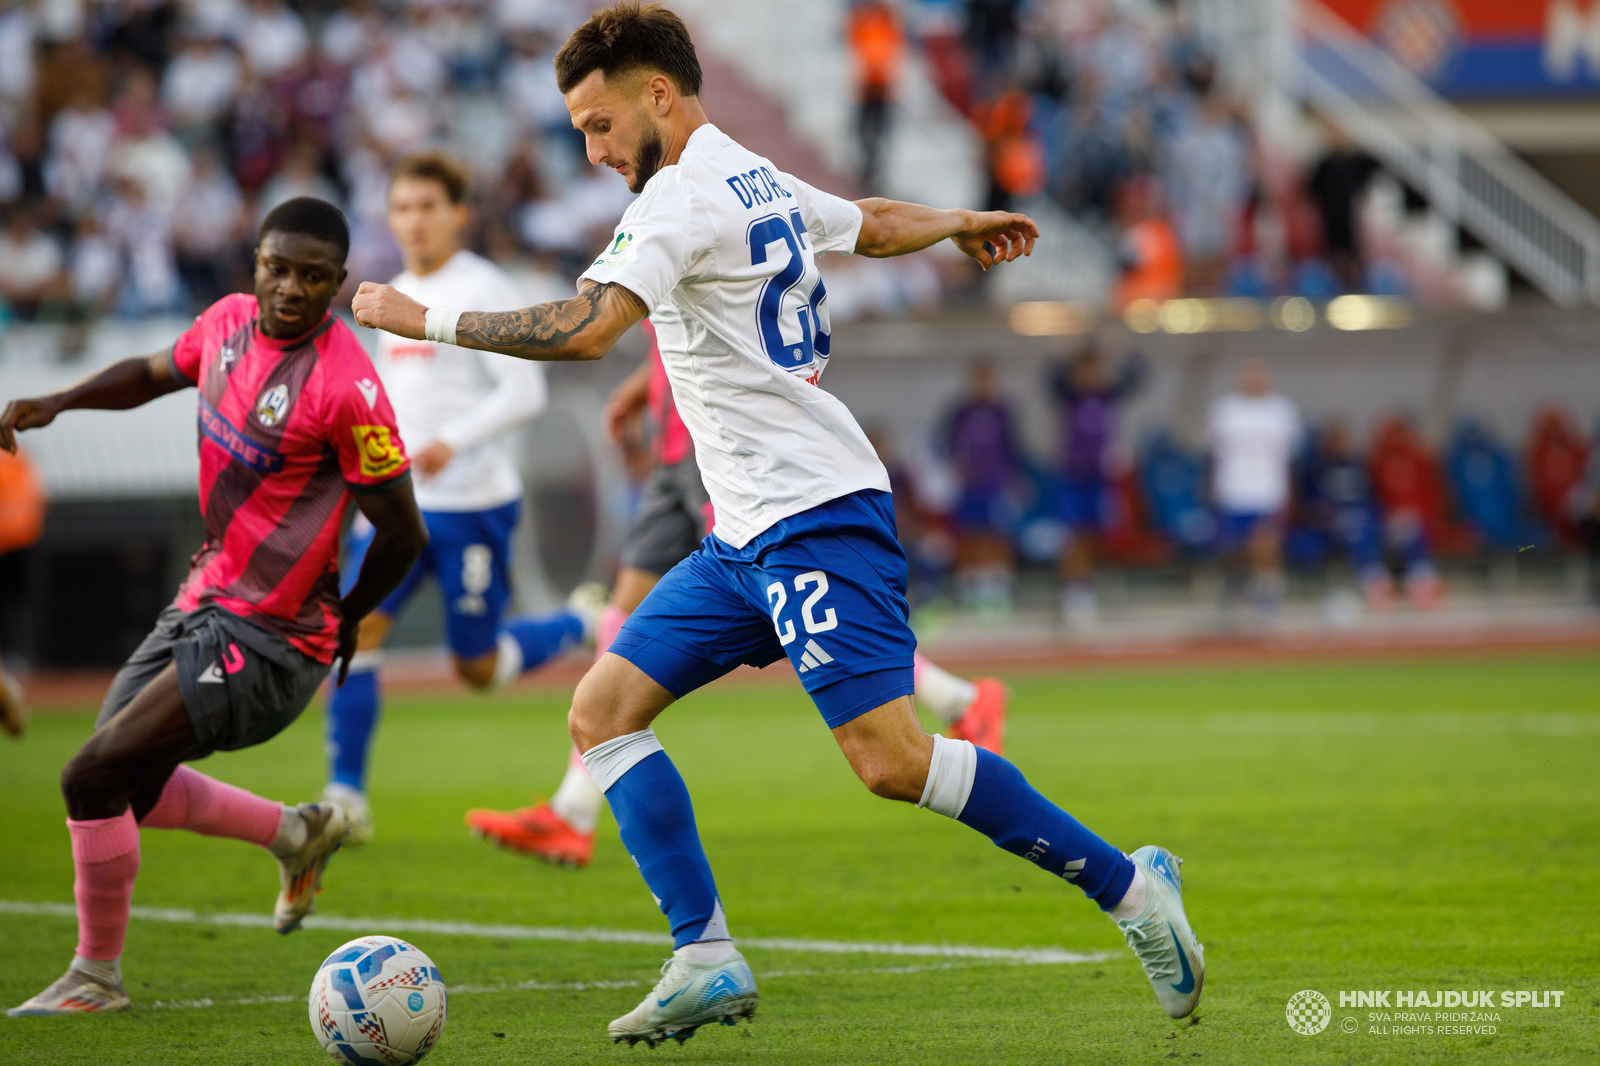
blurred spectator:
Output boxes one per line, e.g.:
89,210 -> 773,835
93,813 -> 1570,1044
0,445 -> 44,737
240,0 -> 309,80
175,146 -> 246,308
1525,406 -> 1588,545
1299,418 -> 1437,611
32,34 -> 112,123
1111,174 -> 1181,308
1572,423 -> 1600,604
104,175 -> 184,318
913,0 -> 972,114
1162,88 -> 1248,294
109,68 -> 192,209
162,32 -> 243,137
1052,82 -> 1130,221
972,83 -> 1044,212
1209,359 -> 1300,625
945,359 -> 1023,614
965,0 -> 1021,89
1307,125 -> 1379,292
321,0 -> 383,67
868,425 -> 954,602
45,82 -> 116,212
68,210 -> 122,320
0,0 -> 36,110
848,0 -> 904,193
1049,340 -> 1145,629
0,206 -> 67,320
259,141 -> 341,222
1369,413 -> 1473,575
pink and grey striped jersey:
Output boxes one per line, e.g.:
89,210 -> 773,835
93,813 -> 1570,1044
168,293 -> 410,662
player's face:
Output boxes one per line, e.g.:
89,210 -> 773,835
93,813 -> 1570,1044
253,232 -> 347,339
387,177 -> 467,272
566,68 -> 668,194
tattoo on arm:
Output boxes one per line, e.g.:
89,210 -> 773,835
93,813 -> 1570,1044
454,281 -> 646,360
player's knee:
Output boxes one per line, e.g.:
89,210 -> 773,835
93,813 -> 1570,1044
60,749 -> 108,811
355,613 -> 392,652
452,654 -> 496,690
851,751 -> 926,803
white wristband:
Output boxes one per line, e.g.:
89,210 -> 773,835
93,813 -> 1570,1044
424,307 -> 460,346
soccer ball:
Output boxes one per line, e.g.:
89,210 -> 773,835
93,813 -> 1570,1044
308,935 -> 448,1065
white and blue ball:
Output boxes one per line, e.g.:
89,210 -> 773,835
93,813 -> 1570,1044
308,935 -> 448,1065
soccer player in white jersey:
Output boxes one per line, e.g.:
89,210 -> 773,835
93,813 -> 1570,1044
354,3 -> 1205,1045
1207,358 -> 1302,626
323,150 -> 604,843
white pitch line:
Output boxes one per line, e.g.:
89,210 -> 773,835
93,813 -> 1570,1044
0,900 -> 1112,966
145,960 -> 1047,1011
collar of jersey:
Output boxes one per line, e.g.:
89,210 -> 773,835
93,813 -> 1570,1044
254,311 -> 333,352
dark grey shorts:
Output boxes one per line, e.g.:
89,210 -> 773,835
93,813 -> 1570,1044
619,456 -> 713,577
97,605 -> 330,757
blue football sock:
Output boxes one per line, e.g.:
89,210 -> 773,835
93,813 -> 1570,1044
604,750 -> 725,947
958,748 -> 1135,911
325,667 -> 380,792
502,611 -> 585,674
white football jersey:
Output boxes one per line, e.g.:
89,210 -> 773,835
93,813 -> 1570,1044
580,124 -> 888,548
1208,392 -> 1302,513
378,250 -> 548,512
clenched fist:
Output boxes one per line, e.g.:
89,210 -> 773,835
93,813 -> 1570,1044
352,282 -> 428,339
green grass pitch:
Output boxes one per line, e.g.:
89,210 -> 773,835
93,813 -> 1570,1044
2,652 -> 1597,1064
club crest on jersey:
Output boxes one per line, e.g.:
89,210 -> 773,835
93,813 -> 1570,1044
353,425 -> 405,478
593,231 -> 636,268
255,384 -> 290,427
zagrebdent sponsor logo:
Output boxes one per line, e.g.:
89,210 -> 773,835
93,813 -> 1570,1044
1287,989 -> 1564,1038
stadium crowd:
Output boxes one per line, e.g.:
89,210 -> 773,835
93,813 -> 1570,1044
879,0 -> 1404,305
0,0 -> 624,332
894,350 -> 1600,621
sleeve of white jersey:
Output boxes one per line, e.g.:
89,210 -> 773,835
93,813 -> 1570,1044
579,181 -> 702,312
434,271 -> 550,454
787,173 -> 864,255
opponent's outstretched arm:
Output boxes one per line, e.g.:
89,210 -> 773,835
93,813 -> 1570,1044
852,199 -> 1038,270
336,477 -> 427,684
0,352 -> 188,454
352,278 -> 647,362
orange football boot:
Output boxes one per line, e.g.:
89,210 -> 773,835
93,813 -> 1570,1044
465,802 -> 594,868
948,677 -> 1007,755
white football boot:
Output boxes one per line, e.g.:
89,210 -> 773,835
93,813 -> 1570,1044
566,581 -> 610,651
8,967 -> 130,1016
320,782 -> 372,847
273,802 -> 348,934
608,948 -> 759,1047
1114,845 -> 1205,1018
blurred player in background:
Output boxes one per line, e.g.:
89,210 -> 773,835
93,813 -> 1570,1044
465,324 -> 1008,866
322,151 -> 605,844
1209,358 -> 1301,626
0,444 -> 44,736
946,359 -> 1023,614
0,199 -> 426,1015
1049,340 -> 1144,629
354,5 -> 1201,1044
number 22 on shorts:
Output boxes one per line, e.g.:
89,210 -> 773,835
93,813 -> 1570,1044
767,569 -> 839,646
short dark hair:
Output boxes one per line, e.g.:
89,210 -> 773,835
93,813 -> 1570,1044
554,2 -> 701,97
391,149 -> 471,205
260,197 -> 349,263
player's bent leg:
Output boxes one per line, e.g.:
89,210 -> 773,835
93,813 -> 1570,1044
846,698 -> 1205,1019
914,652 -> 1008,755
322,611 -> 391,847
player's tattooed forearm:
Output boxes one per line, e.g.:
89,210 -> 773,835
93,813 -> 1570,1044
454,282 -> 644,359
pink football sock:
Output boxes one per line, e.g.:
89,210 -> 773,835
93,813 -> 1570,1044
137,765 -> 281,847
68,811 -> 140,961
595,604 -> 628,659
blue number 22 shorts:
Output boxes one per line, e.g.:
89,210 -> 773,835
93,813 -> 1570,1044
611,489 -> 917,728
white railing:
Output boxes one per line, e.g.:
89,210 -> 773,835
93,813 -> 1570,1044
1291,0 -> 1600,306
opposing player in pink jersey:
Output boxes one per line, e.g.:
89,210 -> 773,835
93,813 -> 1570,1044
0,198 -> 427,1016
464,322 -> 1008,867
